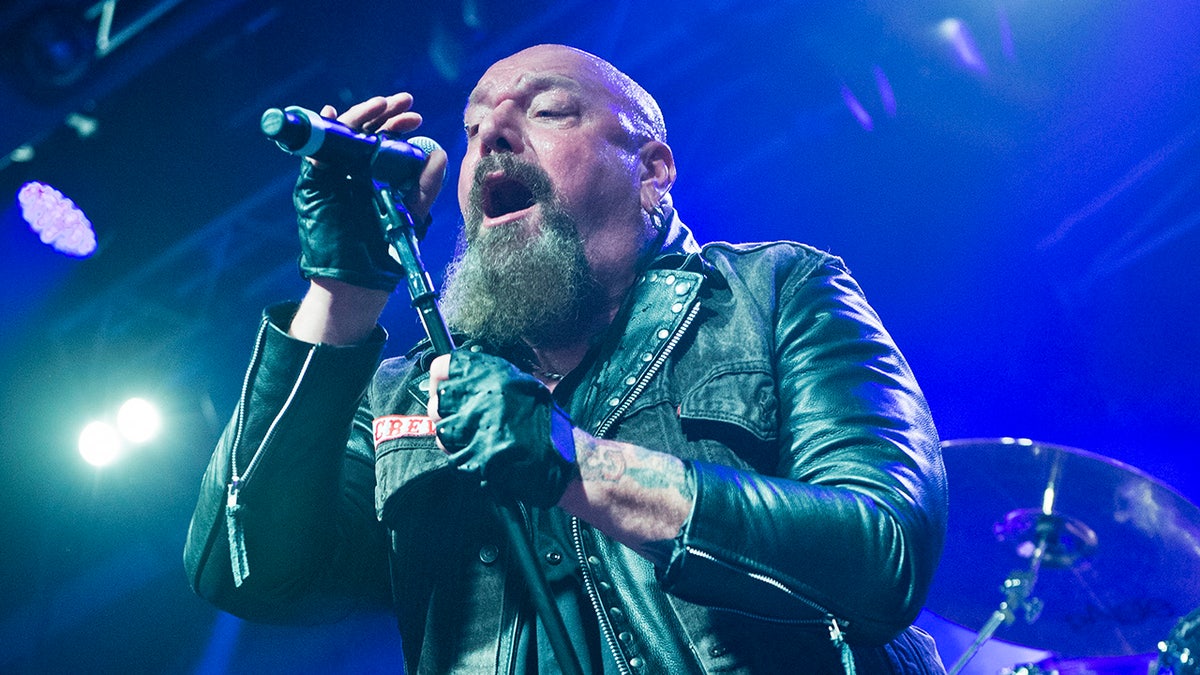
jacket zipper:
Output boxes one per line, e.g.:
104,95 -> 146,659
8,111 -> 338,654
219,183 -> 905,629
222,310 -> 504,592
683,547 -> 857,674
571,516 -> 632,675
570,300 -> 700,674
225,319 -> 318,587
829,617 -> 856,675
593,302 -> 700,439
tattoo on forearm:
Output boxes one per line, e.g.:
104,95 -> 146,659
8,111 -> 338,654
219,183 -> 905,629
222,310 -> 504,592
580,439 -> 693,504
625,465 -> 678,490
574,438 -> 694,557
579,439 -> 626,482
629,453 -> 691,501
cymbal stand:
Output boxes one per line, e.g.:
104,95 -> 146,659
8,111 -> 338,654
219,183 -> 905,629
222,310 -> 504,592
949,450 -> 1065,675
947,556 -> 1045,675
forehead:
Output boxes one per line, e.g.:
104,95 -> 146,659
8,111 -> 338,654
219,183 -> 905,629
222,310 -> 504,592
466,49 -> 615,111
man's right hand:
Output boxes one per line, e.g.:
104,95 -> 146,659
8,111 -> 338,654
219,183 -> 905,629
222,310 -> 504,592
295,94 -> 448,293
289,94 -> 448,345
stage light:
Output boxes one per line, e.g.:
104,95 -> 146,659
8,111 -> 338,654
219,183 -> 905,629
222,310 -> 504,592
9,145 -> 36,163
937,18 -> 988,75
17,181 -> 97,258
116,397 -> 161,444
65,112 -> 99,139
874,66 -> 897,118
840,84 -> 874,131
79,420 -> 122,467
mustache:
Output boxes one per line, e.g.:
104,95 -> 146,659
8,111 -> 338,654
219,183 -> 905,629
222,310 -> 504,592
466,154 -> 556,228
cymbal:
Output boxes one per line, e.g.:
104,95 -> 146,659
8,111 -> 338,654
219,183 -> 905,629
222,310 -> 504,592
1016,652 -> 1157,675
925,438 -> 1200,657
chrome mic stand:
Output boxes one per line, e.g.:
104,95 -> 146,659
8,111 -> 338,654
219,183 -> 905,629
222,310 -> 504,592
373,185 -> 584,675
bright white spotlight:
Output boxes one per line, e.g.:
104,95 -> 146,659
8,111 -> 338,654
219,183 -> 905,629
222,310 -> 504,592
116,397 -> 162,444
79,420 -> 122,467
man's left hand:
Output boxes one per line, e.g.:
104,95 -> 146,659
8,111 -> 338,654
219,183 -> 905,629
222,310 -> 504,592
427,351 -> 579,507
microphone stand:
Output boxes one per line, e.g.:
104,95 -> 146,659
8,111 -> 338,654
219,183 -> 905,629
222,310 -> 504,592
373,185 -> 584,675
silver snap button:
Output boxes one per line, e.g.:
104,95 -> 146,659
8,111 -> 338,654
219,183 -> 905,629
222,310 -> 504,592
479,544 -> 499,564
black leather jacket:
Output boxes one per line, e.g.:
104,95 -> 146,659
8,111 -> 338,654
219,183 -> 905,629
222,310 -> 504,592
184,218 -> 948,674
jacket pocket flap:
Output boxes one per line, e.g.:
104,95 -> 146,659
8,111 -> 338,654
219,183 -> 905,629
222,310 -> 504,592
679,362 -> 778,443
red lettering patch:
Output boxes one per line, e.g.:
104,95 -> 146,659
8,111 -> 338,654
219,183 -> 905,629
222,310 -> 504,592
373,415 -> 437,446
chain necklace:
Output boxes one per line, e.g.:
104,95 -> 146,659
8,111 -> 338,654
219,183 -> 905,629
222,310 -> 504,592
532,364 -> 566,381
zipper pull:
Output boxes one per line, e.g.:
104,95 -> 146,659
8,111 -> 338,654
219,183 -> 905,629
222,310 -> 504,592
226,480 -> 250,587
828,617 -> 857,675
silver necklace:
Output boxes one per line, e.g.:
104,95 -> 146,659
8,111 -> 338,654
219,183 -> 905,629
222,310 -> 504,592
532,365 -> 566,381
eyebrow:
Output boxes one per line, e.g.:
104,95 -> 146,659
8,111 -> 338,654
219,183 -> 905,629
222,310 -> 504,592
467,73 -> 585,108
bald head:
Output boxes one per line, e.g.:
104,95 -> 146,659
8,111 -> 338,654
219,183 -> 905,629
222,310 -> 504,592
475,44 -> 666,146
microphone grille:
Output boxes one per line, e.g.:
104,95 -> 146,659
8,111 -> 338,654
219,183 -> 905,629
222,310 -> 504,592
406,136 -> 442,157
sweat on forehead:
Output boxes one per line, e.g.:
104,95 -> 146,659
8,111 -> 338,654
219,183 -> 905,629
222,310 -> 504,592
472,44 -> 666,143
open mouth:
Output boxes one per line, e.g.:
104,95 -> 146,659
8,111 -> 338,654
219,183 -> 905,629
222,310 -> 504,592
482,172 -> 536,220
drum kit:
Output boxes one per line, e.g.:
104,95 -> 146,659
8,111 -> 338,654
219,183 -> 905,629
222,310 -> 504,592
926,438 -> 1200,675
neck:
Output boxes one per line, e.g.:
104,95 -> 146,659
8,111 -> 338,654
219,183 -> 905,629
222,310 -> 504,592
528,342 -> 586,383
525,286 -> 623,384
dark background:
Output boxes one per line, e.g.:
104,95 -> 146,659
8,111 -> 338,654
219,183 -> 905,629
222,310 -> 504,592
1,1 -> 1196,672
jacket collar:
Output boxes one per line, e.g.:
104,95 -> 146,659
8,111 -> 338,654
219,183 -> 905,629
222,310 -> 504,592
642,211 -> 718,282
409,210 -> 716,364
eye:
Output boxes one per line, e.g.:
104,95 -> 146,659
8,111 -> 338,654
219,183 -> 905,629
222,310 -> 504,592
529,92 -> 579,121
464,123 -> 479,139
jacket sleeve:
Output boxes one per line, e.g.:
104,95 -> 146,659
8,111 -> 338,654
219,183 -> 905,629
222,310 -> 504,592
183,302 -> 392,624
658,255 -> 947,646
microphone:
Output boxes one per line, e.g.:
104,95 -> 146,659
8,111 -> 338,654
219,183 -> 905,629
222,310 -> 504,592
260,106 -> 441,188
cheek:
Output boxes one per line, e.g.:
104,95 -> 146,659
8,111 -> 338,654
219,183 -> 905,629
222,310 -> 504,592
550,145 -> 637,211
457,161 -> 474,212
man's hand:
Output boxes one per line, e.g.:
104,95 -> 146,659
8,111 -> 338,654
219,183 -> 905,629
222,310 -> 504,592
427,351 -> 579,507
316,94 -> 446,226
295,94 -> 448,293
288,94 -> 448,346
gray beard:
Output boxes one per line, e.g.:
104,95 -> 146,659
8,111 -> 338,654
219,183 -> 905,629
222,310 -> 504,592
440,155 -> 600,347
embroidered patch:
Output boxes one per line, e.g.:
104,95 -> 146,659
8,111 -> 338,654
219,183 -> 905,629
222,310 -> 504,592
373,415 -> 437,446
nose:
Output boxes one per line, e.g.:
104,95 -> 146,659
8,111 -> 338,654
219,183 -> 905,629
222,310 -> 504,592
476,100 -> 524,156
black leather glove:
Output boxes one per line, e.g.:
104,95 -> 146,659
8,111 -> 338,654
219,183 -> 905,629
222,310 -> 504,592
435,350 -> 579,507
293,160 -> 405,292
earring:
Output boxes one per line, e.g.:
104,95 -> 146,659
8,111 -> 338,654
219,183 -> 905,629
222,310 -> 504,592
648,203 -> 668,233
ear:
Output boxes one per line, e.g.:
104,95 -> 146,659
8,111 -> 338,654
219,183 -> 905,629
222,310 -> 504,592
637,140 -> 676,213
